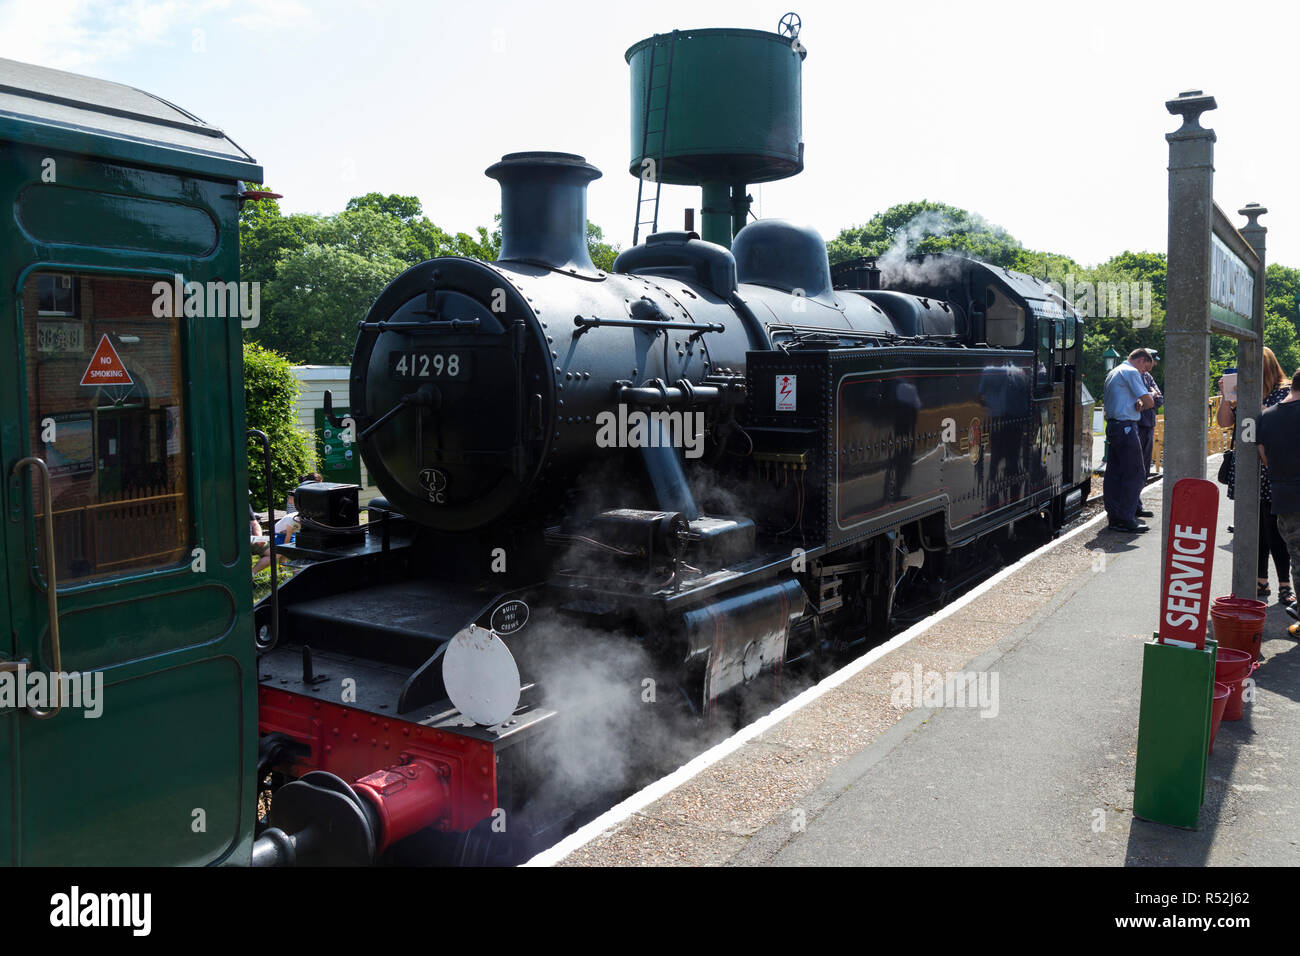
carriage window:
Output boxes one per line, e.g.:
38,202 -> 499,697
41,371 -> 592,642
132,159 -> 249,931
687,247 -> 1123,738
984,286 -> 1025,347
37,273 -> 78,315
22,271 -> 190,583
1062,314 -> 1076,349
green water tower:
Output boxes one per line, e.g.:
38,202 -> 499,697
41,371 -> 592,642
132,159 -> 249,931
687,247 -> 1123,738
626,13 -> 807,247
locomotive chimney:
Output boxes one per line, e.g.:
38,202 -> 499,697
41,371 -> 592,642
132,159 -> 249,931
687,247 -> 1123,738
486,151 -> 602,272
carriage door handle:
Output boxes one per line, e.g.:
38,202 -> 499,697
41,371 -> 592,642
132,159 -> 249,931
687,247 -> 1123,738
3,457 -> 63,718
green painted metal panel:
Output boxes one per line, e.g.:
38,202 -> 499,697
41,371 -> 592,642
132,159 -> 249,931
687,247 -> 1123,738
627,28 -> 804,186
56,584 -> 237,672
315,406 -> 361,485
17,185 -> 218,257
17,657 -> 245,864
0,94 -> 258,864
1133,638 -> 1216,829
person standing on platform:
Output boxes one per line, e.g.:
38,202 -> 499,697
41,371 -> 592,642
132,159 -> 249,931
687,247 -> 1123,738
1137,349 -> 1164,490
1102,349 -> 1156,532
1225,347 -> 1296,608
1256,367 -> 1300,633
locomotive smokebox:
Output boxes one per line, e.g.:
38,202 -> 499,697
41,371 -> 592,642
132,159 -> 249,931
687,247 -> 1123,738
486,151 -> 602,273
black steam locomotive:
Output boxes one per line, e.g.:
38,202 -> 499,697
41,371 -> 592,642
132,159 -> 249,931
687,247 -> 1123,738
253,151 -> 1092,865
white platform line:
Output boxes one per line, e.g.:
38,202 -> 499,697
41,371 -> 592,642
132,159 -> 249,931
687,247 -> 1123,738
523,484 -> 1153,866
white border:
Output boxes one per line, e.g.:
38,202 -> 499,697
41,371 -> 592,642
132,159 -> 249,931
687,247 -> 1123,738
523,483 -> 1144,866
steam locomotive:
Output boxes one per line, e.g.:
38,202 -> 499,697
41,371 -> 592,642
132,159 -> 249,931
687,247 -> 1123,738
252,151 -> 1093,865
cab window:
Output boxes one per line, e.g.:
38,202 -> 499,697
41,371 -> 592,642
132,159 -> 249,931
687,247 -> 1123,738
984,286 -> 1025,347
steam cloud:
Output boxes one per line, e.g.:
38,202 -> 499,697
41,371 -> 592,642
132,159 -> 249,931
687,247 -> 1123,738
515,619 -> 721,822
874,208 -> 1014,286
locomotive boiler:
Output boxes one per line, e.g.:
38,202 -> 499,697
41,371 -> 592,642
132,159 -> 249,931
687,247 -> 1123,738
252,148 -> 1093,865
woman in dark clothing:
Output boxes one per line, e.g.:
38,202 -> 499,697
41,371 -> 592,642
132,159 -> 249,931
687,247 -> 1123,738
1218,346 -> 1293,607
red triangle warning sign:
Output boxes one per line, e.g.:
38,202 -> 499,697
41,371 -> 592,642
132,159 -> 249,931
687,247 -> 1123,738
80,334 -> 134,387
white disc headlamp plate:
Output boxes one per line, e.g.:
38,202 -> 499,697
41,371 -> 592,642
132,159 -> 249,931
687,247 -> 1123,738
443,625 -> 521,727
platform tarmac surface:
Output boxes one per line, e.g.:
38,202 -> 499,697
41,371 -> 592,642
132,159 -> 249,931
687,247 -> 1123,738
550,468 -> 1300,866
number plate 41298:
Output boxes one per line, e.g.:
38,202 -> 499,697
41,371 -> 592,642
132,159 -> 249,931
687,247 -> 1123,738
389,350 -> 472,380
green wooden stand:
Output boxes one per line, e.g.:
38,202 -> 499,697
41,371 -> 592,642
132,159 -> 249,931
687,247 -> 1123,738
1133,637 -> 1217,828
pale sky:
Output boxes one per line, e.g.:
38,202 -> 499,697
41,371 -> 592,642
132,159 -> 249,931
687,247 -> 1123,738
3,0 -> 1296,268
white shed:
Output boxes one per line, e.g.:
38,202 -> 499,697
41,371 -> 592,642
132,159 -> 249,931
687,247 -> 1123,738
290,365 -> 382,504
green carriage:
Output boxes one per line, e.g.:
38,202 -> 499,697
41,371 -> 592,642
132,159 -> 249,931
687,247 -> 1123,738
0,58 -> 260,864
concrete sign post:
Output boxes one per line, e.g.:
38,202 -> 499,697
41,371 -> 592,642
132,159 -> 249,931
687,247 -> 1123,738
1230,204 -> 1266,598
1163,90 -> 1264,599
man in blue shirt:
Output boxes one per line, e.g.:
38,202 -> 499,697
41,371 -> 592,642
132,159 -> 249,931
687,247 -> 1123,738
1103,349 -> 1157,531
1137,349 -> 1164,484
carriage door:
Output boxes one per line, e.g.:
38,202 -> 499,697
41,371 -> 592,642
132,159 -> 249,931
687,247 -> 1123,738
3,269 -> 245,864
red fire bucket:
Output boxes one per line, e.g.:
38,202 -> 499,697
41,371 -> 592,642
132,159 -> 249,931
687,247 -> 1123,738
1209,681 -> 1231,754
1215,647 -> 1255,721
1210,602 -> 1265,663
1212,595 -> 1266,612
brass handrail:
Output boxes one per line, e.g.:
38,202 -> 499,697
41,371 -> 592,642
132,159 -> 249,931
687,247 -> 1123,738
7,457 -> 63,718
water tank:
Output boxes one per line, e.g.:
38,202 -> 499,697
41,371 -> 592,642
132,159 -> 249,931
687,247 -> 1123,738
626,28 -> 805,187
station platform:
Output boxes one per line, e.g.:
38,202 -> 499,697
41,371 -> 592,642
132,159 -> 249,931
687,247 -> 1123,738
538,461 -> 1300,866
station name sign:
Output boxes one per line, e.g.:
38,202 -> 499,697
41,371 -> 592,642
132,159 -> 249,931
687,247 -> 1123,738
1210,233 -> 1255,332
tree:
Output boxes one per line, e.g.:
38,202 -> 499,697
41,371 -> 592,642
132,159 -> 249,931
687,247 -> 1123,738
243,342 -> 313,511
1265,312 -> 1300,383
828,200 -> 1025,269
261,243 -> 406,364
346,192 -> 423,221
587,221 -> 620,271
1072,253 -> 1168,400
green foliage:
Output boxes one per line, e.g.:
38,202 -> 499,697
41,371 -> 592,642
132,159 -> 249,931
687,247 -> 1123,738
1265,263 -> 1300,379
828,200 -> 1025,269
1265,312 -> 1300,384
1011,250 -> 1082,281
242,192 -> 615,363
252,560 -> 299,603
828,202 -> 1177,401
243,342 -> 313,511
264,244 -> 406,364
238,182 -> 281,226
346,192 -> 424,221
587,221 -> 620,271
1108,251 -> 1168,304
1073,254 -> 1167,400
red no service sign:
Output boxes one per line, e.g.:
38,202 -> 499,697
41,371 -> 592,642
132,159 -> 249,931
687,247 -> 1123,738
1159,478 -> 1220,649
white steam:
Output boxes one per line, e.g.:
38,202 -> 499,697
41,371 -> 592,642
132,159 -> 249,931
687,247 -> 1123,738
874,208 -> 1012,286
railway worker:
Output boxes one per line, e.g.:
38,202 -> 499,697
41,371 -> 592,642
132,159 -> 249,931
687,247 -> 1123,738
1102,349 -> 1156,532
1255,366 -> 1300,633
1137,349 -> 1163,487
